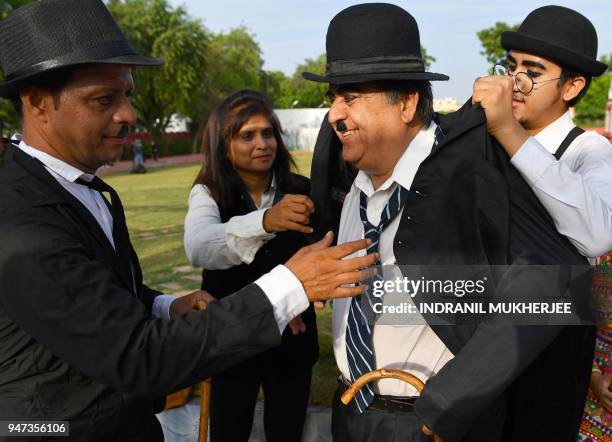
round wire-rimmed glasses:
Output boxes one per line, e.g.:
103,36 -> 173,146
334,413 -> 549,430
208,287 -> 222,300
492,64 -> 561,95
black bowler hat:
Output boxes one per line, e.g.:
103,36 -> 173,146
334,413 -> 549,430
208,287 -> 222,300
303,3 -> 448,84
0,0 -> 163,98
502,5 -> 607,76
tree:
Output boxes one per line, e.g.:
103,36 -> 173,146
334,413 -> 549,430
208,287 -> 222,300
575,54 -> 611,126
261,70 -> 291,108
107,0 -> 208,144
477,22 -> 519,66
203,27 -> 264,105
0,0 -> 31,19
421,47 -> 435,71
185,26 -> 266,150
284,54 -> 329,108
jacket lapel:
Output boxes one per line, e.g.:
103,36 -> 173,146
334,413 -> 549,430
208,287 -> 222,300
431,100 -> 487,156
7,145 -> 135,293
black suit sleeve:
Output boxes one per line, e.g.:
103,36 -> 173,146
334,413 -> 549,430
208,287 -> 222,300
0,209 -> 281,398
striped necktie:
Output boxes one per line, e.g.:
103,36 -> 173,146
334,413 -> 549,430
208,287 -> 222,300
345,184 -> 408,412
343,123 -> 444,413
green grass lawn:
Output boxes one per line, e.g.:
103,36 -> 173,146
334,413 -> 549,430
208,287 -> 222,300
106,151 -> 339,406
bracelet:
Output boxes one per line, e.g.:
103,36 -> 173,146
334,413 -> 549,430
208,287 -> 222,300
592,368 -> 602,374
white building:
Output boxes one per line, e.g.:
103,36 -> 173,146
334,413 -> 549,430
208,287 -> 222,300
433,97 -> 462,113
275,108 -> 328,151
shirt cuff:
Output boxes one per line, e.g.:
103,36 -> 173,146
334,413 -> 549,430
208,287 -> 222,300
254,265 -> 309,333
226,209 -> 276,264
510,137 -> 556,187
152,294 -> 176,320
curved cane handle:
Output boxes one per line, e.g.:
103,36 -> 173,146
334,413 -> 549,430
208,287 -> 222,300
340,369 -> 442,442
340,369 -> 424,405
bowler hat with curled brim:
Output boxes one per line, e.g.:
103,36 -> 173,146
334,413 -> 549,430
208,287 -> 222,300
501,5 -> 607,77
0,0 -> 164,98
303,3 -> 448,84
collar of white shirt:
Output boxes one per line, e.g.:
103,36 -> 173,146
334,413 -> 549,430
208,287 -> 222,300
267,173 -> 277,194
534,111 -> 575,155
353,122 -> 437,198
18,141 -> 95,183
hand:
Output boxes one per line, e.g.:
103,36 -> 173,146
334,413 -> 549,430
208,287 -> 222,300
591,371 -> 612,412
472,75 -> 528,157
169,290 -> 216,318
263,194 -> 315,234
288,316 -> 307,335
422,425 -> 444,442
314,301 -> 326,311
285,231 -> 377,302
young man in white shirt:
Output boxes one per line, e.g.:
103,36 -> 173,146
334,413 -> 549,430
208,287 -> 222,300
473,5 -> 612,259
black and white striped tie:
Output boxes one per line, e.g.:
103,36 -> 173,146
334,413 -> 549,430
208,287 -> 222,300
343,123 -> 443,413
345,184 -> 408,412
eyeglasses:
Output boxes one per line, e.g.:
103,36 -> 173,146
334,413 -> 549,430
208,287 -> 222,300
492,64 -> 560,95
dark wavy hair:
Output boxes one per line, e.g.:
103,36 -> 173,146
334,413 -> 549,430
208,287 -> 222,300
193,89 -> 297,211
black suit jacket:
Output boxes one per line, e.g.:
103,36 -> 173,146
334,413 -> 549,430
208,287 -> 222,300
0,145 -> 283,441
311,102 -> 595,442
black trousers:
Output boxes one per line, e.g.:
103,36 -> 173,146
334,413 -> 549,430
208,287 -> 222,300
209,359 -> 312,442
331,386 -> 430,442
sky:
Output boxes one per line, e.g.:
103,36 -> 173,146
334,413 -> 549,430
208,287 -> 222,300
168,1 -> 612,101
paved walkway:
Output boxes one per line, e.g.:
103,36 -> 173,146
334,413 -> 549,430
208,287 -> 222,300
97,153 -> 201,175
157,398 -> 332,442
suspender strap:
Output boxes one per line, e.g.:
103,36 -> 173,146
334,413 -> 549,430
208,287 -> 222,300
554,126 -> 584,160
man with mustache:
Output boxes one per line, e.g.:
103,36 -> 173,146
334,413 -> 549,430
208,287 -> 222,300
473,5 -> 612,259
308,3 -> 594,441
0,1 -> 376,440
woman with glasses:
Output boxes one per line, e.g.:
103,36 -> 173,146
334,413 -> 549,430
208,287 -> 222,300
183,89 -> 318,442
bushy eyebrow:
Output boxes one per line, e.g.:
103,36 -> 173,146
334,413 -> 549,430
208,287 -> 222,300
506,53 -> 546,70
327,84 -> 363,97
521,60 -> 546,70
85,85 -> 135,97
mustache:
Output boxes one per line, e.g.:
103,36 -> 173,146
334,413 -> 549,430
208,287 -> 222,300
336,121 -> 347,132
116,125 -> 129,138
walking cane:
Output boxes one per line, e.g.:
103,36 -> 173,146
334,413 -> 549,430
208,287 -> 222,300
340,369 -> 443,442
195,301 -> 211,442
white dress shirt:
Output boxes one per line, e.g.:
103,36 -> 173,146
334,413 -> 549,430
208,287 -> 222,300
183,178 -> 309,333
333,123 -> 454,397
184,177 -> 277,269
18,141 -> 177,319
511,111 -> 612,258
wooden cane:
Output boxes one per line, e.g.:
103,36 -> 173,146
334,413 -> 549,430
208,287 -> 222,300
195,301 -> 211,442
340,369 -> 443,442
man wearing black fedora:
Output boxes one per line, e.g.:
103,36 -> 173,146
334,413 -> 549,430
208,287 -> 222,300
0,0 -> 377,440
473,5 -> 612,260
308,3 -> 595,442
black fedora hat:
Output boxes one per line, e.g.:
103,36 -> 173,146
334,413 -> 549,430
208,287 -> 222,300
303,3 -> 448,84
501,5 -> 607,76
0,0 -> 163,98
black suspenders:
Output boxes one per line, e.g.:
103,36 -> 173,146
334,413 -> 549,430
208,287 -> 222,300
553,126 -> 585,160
